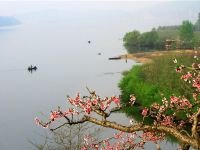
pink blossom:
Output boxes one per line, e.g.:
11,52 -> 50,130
162,97 -> 168,106
114,131 -> 124,139
141,108 -> 148,117
64,108 -> 79,116
34,117 -> 40,126
175,67 -> 182,73
192,79 -> 200,90
112,96 -> 120,105
86,99 -> 92,106
159,105 -> 165,113
181,72 -> 192,81
151,103 -> 160,110
170,96 -> 179,104
84,105 -> 92,114
177,120 -> 185,129
179,98 -> 192,109
100,103 -> 106,111
92,99 -> 98,105
81,146 -> 87,150
130,94 -> 136,105
161,116 -> 173,126
50,111 -> 60,120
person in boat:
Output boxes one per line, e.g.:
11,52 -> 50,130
28,65 -> 37,72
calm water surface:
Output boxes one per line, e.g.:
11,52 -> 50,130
0,24 -> 135,150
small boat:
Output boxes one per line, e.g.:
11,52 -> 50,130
28,65 -> 37,72
108,56 -> 121,60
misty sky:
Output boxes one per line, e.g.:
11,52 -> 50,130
0,1 -> 164,15
0,1 -> 199,31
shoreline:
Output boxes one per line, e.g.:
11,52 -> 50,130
117,50 -> 197,63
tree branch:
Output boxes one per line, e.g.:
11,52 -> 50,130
82,116 -> 199,149
191,108 -> 200,145
50,117 -> 87,131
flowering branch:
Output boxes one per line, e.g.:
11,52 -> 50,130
35,54 -> 200,149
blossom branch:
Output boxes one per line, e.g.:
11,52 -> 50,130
82,115 -> 199,149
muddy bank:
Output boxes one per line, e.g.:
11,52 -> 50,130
111,50 -> 196,63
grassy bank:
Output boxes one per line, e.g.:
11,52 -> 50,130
119,53 -> 195,120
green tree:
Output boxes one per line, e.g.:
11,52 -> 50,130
123,29 -> 162,53
179,20 -> 194,49
194,13 -> 200,31
123,30 -> 141,53
140,28 -> 160,50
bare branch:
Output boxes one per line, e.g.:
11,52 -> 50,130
50,117 -> 87,131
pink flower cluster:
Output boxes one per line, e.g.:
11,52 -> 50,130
35,93 -> 124,129
170,96 -> 179,105
160,116 -> 173,126
151,103 -> 160,110
141,107 -> 148,117
82,130 -> 164,150
192,78 -> 200,90
68,94 -> 121,113
170,96 -> 192,109
114,131 -> 124,139
181,72 -> 192,81
175,65 -> 185,73
141,131 -> 165,142
34,108 -> 80,128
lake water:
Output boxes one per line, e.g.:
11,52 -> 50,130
0,21 -> 135,150
0,1 -> 186,149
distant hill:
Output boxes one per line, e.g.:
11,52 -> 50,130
0,16 -> 20,27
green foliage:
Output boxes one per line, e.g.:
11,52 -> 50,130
194,13 -> 200,31
123,29 -> 161,53
119,54 -> 194,119
140,28 -> 160,50
123,30 -> 141,53
157,29 -> 179,40
179,20 -> 194,48
123,13 -> 200,54
194,32 -> 200,48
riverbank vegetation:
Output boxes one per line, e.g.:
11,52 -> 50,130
123,13 -> 200,53
119,53 -> 195,119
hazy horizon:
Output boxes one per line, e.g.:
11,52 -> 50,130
0,1 -> 200,32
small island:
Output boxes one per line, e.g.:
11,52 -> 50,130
0,16 -> 20,27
